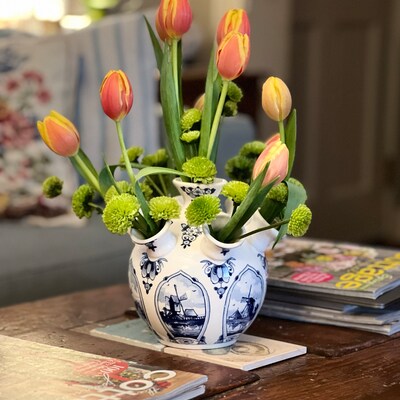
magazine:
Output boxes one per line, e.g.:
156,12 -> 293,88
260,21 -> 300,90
0,335 -> 207,400
261,299 -> 400,335
266,238 -> 400,301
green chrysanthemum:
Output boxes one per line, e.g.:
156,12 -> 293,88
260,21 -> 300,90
141,180 -> 154,200
149,196 -> 181,222
223,100 -> 238,117
102,193 -> 140,235
182,156 -> 217,184
104,181 -> 134,203
181,108 -> 202,131
142,148 -> 168,167
239,141 -> 266,158
225,155 -> 254,183
72,184 -> 95,219
181,130 -> 200,143
287,204 -> 312,237
119,146 -> 144,165
185,195 -> 221,226
227,81 -> 243,103
221,181 -> 249,204
266,182 -> 288,203
42,176 -> 63,198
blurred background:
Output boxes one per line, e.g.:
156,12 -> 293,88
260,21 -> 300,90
0,0 -> 399,246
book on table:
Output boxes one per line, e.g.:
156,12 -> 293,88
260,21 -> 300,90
260,238 -> 400,335
0,334 -> 207,400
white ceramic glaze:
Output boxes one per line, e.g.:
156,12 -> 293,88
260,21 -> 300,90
128,178 -> 275,349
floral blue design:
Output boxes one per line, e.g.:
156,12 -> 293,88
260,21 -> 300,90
140,253 -> 167,294
180,223 -> 202,248
181,185 -> 216,198
202,257 -> 235,298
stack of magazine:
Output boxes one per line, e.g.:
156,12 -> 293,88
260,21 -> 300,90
261,238 -> 400,335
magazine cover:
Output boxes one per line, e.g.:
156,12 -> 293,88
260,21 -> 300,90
267,238 -> 400,299
0,335 -> 207,400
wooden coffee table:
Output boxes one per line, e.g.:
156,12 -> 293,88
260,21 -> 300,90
1,284 -> 399,399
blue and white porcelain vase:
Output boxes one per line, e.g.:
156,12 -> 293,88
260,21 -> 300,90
128,178 -> 276,349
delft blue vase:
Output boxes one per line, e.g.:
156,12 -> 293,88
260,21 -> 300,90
128,178 -> 276,349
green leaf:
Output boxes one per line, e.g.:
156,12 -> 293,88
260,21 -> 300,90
77,149 -> 98,178
198,46 -> 221,157
99,162 -> 119,196
160,44 -> 185,169
144,16 -> 163,71
135,166 -> 189,182
273,179 -> 307,246
285,109 -> 297,179
217,163 -> 274,242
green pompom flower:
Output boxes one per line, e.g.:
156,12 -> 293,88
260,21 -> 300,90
72,184 -> 95,219
185,195 -> 221,226
181,108 -> 202,131
181,130 -> 200,143
222,181 -> 249,204
225,155 -> 254,183
182,156 -> 217,184
102,193 -> 140,235
42,176 -> 63,198
149,196 -> 181,222
104,181 -> 134,203
142,148 -> 169,167
140,180 -> 154,200
119,146 -> 144,165
239,141 -> 266,158
227,81 -> 243,103
223,100 -> 238,117
287,204 -> 312,237
266,182 -> 288,203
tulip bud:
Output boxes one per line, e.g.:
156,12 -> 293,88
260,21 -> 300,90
262,76 -> 292,122
216,31 -> 250,81
37,110 -> 80,157
216,9 -> 250,45
156,0 -> 193,42
252,133 -> 289,186
100,70 -> 133,122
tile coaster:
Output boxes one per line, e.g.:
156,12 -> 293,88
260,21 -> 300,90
91,319 -> 307,371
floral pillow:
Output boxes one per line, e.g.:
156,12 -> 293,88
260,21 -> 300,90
0,31 -> 77,218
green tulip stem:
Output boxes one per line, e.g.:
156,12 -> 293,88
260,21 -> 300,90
171,39 -> 180,112
72,153 -> 101,194
115,121 -> 136,187
237,218 -> 290,240
207,79 -> 229,159
279,120 -> 285,143
146,176 -> 165,196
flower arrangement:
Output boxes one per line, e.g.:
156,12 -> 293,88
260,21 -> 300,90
38,1 -> 311,246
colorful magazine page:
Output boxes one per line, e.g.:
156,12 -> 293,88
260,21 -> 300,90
267,238 -> 400,299
0,335 -> 207,400
163,334 -> 306,371
90,319 -> 306,371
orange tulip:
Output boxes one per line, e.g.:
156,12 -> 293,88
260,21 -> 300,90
156,0 -> 192,41
216,9 -> 250,45
216,31 -> 250,81
262,76 -> 292,122
100,70 -> 133,122
37,110 -> 80,157
252,133 -> 289,186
